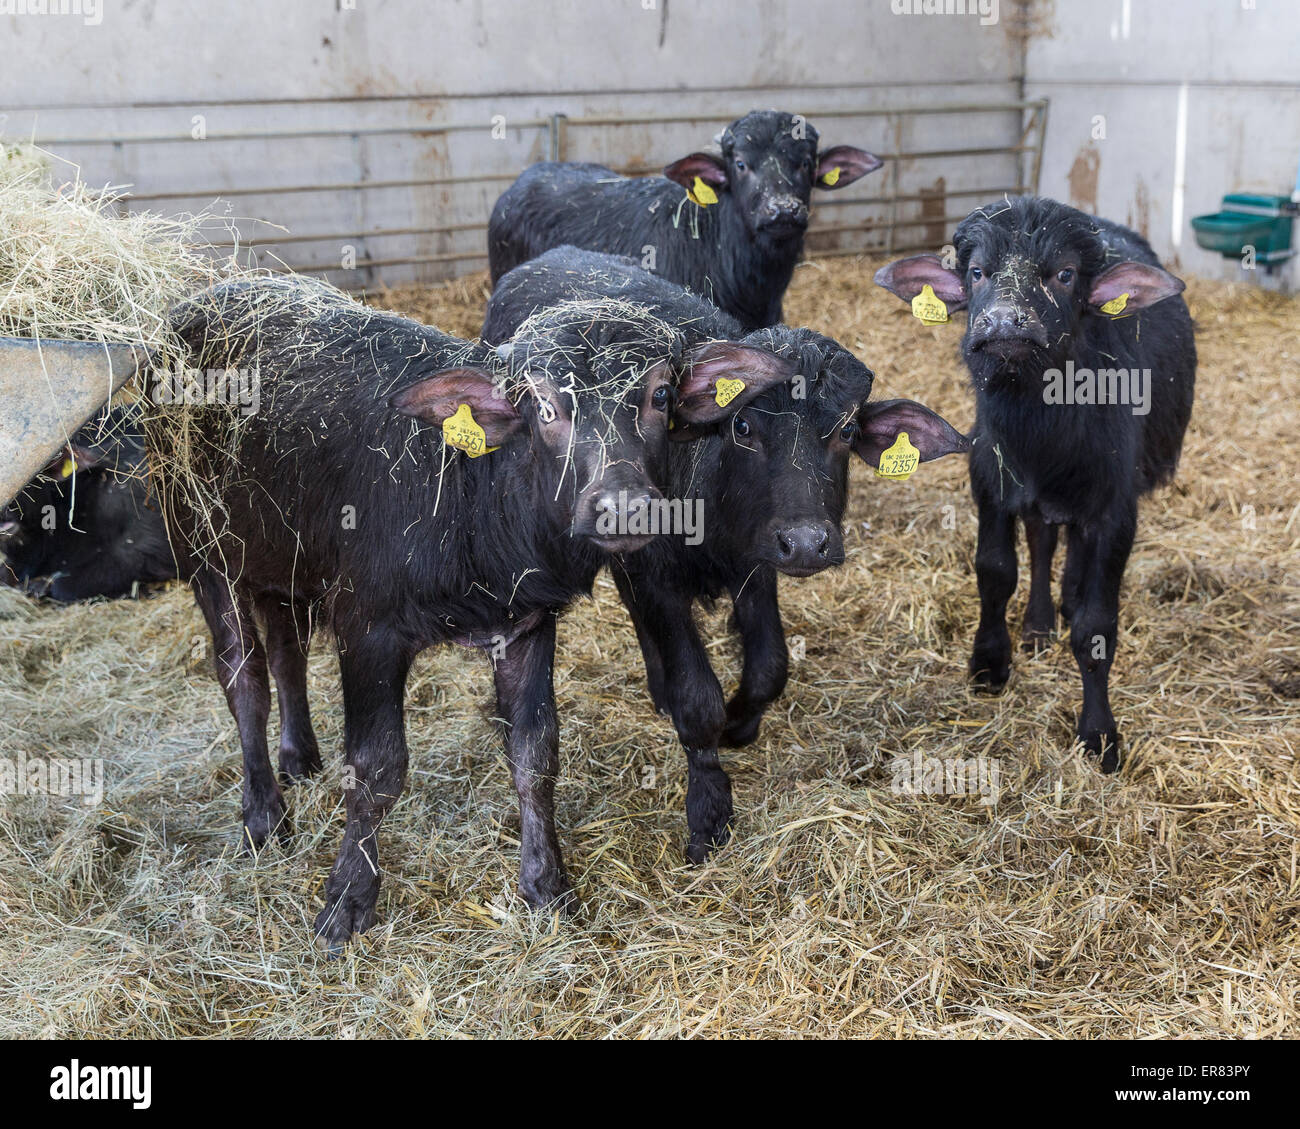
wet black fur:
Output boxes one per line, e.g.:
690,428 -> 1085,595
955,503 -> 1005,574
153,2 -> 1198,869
953,197 -> 1196,770
489,111 -> 832,331
484,247 -> 876,860
168,278 -> 693,949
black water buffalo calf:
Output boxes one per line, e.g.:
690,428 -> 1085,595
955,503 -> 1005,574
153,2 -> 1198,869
0,408 -> 175,601
485,247 -> 970,860
876,196 -> 1196,771
488,110 -> 882,331
169,277 -> 793,948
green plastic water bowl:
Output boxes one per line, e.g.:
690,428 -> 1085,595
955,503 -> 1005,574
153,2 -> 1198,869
1190,212 -> 1276,255
1191,194 -> 1296,261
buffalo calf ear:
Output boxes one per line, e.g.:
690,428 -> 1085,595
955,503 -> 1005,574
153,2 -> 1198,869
663,152 -> 729,192
390,366 -> 522,446
854,398 -> 970,467
873,254 -> 967,310
815,145 -> 883,190
1088,261 -> 1185,313
43,442 -> 104,478
672,342 -> 794,433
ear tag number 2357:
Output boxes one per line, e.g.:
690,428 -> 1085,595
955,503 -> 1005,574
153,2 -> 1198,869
875,432 -> 920,481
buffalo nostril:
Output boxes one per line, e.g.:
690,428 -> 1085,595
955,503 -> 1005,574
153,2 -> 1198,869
774,524 -> 837,570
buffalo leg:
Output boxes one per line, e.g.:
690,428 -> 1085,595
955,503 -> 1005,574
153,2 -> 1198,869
492,615 -> 574,909
611,563 -> 670,715
1066,504 -> 1135,773
969,501 -> 1018,692
619,583 -> 729,862
191,569 -> 286,849
258,593 -> 322,782
1060,536 -> 1085,626
1021,515 -> 1058,651
314,627 -> 413,951
721,568 -> 788,747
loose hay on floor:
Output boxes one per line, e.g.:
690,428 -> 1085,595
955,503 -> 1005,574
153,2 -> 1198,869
1,257 -> 1296,1038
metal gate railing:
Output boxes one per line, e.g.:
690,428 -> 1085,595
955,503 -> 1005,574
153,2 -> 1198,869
31,98 -> 1048,285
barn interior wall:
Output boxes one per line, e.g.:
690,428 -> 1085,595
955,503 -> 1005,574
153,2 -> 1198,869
3,0 -> 1024,285
1025,0 -> 1300,286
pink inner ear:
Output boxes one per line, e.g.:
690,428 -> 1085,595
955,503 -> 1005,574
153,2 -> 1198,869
61,443 -> 104,472
855,398 -> 970,465
664,153 -> 728,190
816,145 -> 884,187
391,367 -> 518,429
1089,262 -> 1184,310
680,344 -> 789,396
874,255 -> 967,305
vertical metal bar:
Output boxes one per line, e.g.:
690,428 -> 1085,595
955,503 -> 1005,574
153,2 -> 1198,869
349,130 -> 374,288
113,139 -> 128,218
885,112 -> 903,256
1029,100 -> 1050,195
548,113 -> 568,162
1030,99 -> 1050,195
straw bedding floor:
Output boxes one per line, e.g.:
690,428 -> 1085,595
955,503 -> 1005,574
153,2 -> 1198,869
1,257 -> 1296,1038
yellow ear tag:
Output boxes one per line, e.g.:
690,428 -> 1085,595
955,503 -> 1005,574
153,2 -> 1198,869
875,432 -> 921,481
911,284 -> 949,326
688,176 -> 718,207
821,166 -> 841,187
714,377 -> 746,408
442,402 -> 498,458
1100,292 -> 1129,316
60,458 -> 76,478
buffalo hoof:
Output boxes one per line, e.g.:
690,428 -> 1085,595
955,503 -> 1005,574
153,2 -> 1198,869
278,742 -> 323,784
520,867 -> 578,915
1079,725 -> 1122,774
969,654 -> 1011,694
685,821 -> 731,865
721,712 -> 763,748
242,793 -> 291,853
314,891 -> 378,958
1020,627 -> 1055,655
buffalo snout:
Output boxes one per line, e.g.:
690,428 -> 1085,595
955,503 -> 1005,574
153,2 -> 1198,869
769,519 -> 843,576
756,196 -> 809,235
968,303 -> 1049,354
578,477 -> 665,554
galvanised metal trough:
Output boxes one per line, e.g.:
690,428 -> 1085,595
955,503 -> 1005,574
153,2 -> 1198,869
0,337 -> 151,506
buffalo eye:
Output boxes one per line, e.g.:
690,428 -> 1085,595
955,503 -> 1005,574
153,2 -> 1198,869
733,415 -> 752,439
1056,267 -> 1076,285
734,158 -> 747,172
840,420 -> 859,444
970,266 -> 983,282
651,385 -> 672,412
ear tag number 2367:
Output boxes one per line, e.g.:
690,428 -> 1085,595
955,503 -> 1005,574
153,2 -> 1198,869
442,403 -> 498,458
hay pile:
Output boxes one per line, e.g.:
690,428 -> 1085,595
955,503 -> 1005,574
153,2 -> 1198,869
0,145 -> 375,555
0,144 -> 215,354
1,256 -> 1297,1038
0,141 -> 238,473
